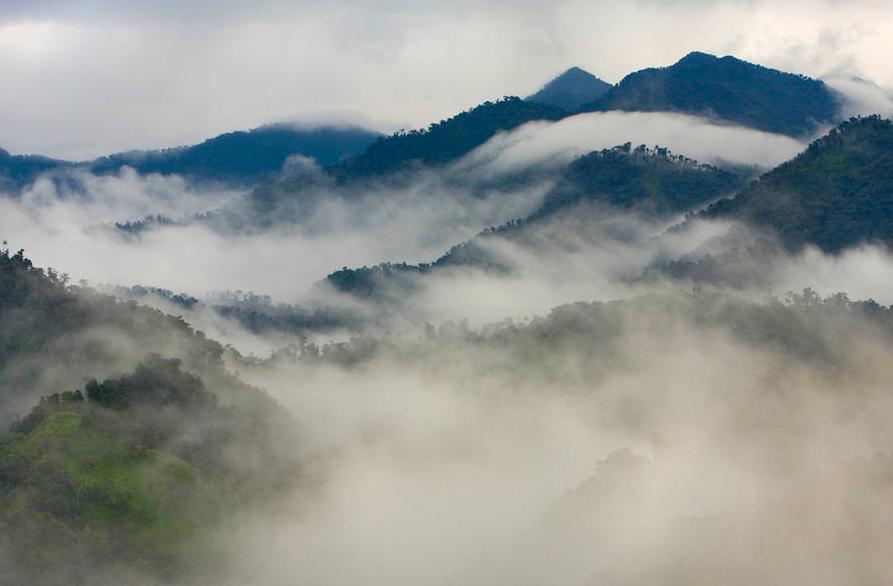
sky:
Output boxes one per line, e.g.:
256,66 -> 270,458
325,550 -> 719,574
1,0 -> 893,159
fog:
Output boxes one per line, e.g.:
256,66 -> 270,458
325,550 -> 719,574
5,62 -> 893,585
0,111 -> 809,302
191,283 -> 893,586
0,165 -> 550,299
459,111 -> 807,177
4,0 -> 893,158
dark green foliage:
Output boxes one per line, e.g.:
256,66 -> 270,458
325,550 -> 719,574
704,116 -> 893,252
325,144 -> 745,298
0,351 -> 299,582
0,247 -> 222,418
1,125 -> 379,192
0,409 -> 218,582
0,247 -> 297,468
527,67 -> 613,111
532,143 -> 744,219
88,124 -> 379,184
0,248 -> 81,372
113,284 -> 199,309
325,263 -> 430,300
84,356 -> 212,410
331,97 -> 566,180
582,51 -> 840,137
9,355 -> 283,481
114,214 -> 179,235
212,292 -> 365,334
0,147 -> 71,193
300,289 -> 893,384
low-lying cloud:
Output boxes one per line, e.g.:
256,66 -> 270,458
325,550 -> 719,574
458,111 -> 808,178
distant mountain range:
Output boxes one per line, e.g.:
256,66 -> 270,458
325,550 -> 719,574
2,51 -> 848,194
329,97 -> 566,181
0,124 -> 380,192
324,143 -> 747,298
0,148 -> 72,193
581,52 -> 841,137
325,114 -> 893,300
87,124 -> 380,185
527,67 -> 612,110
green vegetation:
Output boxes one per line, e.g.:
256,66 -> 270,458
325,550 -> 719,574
89,124 -> 380,185
1,125 -> 379,192
0,411 -> 216,567
582,51 -> 840,137
331,97 -> 566,180
325,144 -> 745,298
0,147 -> 71,193
267,288 -> 893,386
532,142 -> 745,218
0,246 -> 226,422
704,116 -> 893,252
0,249 -> 300,581
0,351 -> 297,582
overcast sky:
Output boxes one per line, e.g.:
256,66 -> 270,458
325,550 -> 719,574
2,0 -> 892,159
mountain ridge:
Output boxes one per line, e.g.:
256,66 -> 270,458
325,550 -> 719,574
527,67 -> 613,111
581,51 -> 841,137
702,114 -> 893,252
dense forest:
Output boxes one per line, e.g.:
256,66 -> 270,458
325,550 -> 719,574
531,142 -> 746,218
0,249 -> 299,583
0,124 -> 379,192
0,147 -> 71,193
582,51 -> 840,137
328,97 -> 567,180
88,124 -> 380,185
324,143 -> 746,298
704,115 -> 893,251
3,36 -> 893,585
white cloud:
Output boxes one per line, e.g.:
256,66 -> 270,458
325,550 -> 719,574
1,0 -> 892,159
459,111 -> 807,178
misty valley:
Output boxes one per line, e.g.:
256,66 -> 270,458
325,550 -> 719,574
3,37 -> 893,586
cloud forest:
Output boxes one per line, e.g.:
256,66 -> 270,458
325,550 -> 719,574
3,2 -> 893,584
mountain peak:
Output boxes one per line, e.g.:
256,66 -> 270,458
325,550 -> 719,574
527,66 -> 612,111
676,51 -> 719,65
558,66 -> 597,79
582,52 -> 839,137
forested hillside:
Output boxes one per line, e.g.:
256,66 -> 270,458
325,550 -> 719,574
325,144 -> 745,298
0,147 -> 71,193
330,97 -> 566,180
704,116 -> 893,251
0,249 -> 299,582
88,124 -> 380,184
582,52 -> 840,137
0,125 -> 379,192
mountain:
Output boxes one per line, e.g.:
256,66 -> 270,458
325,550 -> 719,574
703,115 -> 893,252
0,249 -> 298,582
0,147 -> 71,193
324,144 -> 745,298
87,123 -> 380,184
582,51 -> 841,137
527,67 -> 613,111
532,143 -> 744,219
330,97 -> 566,180
0,124 -> 380,192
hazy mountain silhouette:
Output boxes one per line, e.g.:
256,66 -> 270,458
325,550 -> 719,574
582,51 -> 841,137
527,67 -> 613,110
